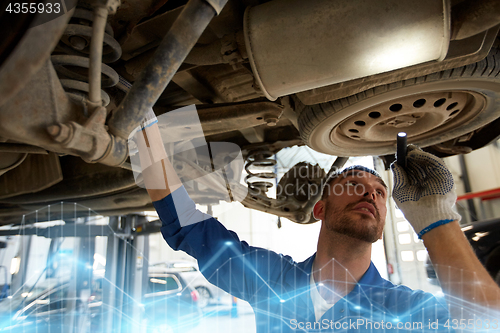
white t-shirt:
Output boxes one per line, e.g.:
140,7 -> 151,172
310,271 -> 336,321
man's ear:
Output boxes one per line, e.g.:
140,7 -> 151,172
313,200 -> 325,220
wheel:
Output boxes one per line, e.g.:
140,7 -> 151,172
195,286 -> 212,308
298,44 -> 500,156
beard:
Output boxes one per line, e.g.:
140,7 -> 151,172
324,199 -> 384,243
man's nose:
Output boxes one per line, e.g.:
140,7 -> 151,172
363,186 -> 376,199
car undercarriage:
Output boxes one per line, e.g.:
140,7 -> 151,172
0,0 -> 500,225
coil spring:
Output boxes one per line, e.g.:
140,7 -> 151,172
245,150 -> 277,193
51,8 -> 123,109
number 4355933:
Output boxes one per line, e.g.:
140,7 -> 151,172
444,318 -> 499,330
5,3 -> 61,14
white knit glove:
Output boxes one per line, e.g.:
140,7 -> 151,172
391,145 -> 461,238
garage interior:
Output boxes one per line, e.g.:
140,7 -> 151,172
0,142 -> 499,332
1,0 -> 500,332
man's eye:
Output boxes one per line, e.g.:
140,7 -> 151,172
377,190 -> 385,197
346,181 -> 356,186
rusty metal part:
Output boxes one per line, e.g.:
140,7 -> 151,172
0,60 -> 126,168
296,26 -> 499,105
51,55 -> 119,88
451,0 -> 500,40
89,6 -> 111,107
189,63 -> 263,103
184,32 -> 245,66
46,106 -> 113,163
92,0 -> 121,15
0,8 -> 74,108
59,79 -> 111,107
108,0 -> 228,140
44,114 -> 129,166
245,150 -> 276,193
96,135 -> 129,167
240,162 -> 325,224
70,8 -> 115,36
119,0 -> 239,62
170,62 -> 262,104
0,61 -> 84,152
108,0 -> 170,42
120,6 -> 183,61
58,24 -> 122,63
0,143 -> 48,155
155,101 -> 283,138
0,153 -> 63,200
244,0 -> 450,101
172,71 -> 221,104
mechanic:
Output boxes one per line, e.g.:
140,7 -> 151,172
135,113 -> 500,332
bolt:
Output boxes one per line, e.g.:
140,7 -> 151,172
47,123 -> 71,143
265,117 -> 278,127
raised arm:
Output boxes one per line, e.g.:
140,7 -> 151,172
391,145 -> 500,312
132,111 -> 181,201
131,110 -> 297,303
422,221 -> 500,310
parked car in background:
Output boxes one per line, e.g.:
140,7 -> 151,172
0,272 -> 202,333
150,261 -> 231,308
143,271 -> 202,333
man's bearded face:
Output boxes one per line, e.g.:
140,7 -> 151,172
322,171 -> 387,243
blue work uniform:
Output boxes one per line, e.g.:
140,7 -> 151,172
153,186 -> 451,332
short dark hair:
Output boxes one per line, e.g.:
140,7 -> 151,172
321,165 -> 386,200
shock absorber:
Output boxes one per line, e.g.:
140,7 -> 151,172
245,150 -> 277,193
51,8 -> 122,110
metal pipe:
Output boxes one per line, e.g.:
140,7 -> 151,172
451,0 -> 500,40
88,6 -> 109,107
108,0 -> 227,139
331,157 -> 349,170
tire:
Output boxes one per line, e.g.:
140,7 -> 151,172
195,286 -> 212,308
298,44 -> 500,156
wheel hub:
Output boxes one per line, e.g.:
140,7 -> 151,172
386,115 -> 417,128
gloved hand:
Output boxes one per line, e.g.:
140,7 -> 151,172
391,145 -> 461,238
128,108 -> 171,189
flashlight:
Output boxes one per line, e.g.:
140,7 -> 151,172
397,132 -> 407,168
